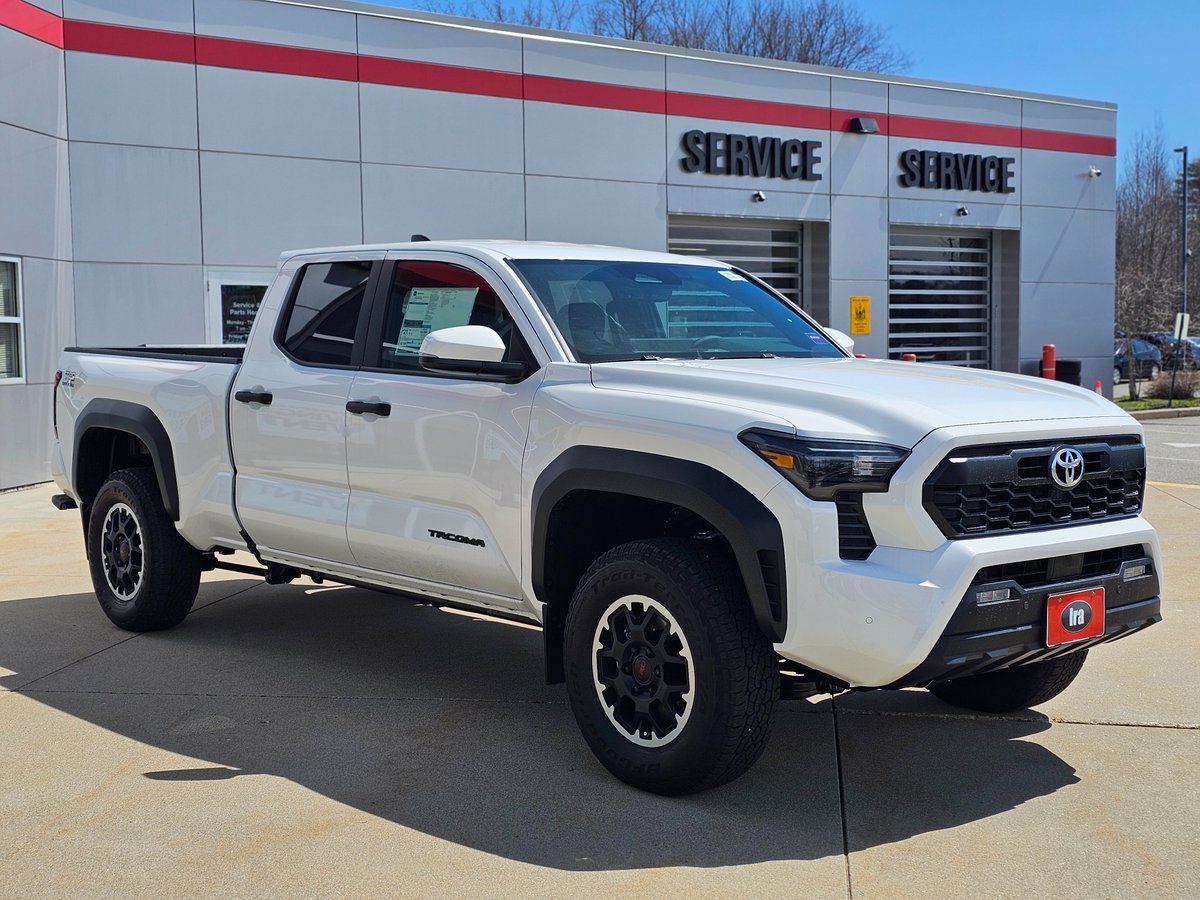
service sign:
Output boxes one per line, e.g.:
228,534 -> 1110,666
680,130 -> 823,181
897,149 -> 1016,194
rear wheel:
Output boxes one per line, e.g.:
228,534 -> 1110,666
1112,366 -> 1122,385
87,467 -> 201,631
563,538 -> 777,795
928,651 -> 1088,713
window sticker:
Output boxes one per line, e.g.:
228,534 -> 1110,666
718,270 -> 743,281
395,287 -> 479,350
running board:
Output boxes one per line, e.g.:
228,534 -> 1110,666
51,494 -> 78,510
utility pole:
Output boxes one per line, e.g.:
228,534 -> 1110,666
1170,146 -> 1190,406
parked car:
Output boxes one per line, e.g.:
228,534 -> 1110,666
1163,336 -> 1200,371
1114,338 -> 1162,384
51,241 -> 1162,794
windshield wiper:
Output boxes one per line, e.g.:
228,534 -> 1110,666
699,352 -> 778,360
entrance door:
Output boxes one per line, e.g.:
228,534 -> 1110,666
230,255 -> 378,564
344,254 -> 544,605
888,229 -> 992,367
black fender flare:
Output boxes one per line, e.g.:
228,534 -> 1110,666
73,398 -> 181,521
532,446 -> 787,679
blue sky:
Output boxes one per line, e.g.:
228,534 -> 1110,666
855,0 -> 1198,173
372,0 -> 1198,174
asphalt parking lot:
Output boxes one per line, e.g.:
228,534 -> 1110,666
1,467 -> 1197,897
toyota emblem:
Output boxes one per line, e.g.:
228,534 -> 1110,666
1050,447 -> 1084,489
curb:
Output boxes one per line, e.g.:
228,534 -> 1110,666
1129,407 -> 1200,421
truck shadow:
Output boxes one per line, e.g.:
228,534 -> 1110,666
0,581 -> 1079,870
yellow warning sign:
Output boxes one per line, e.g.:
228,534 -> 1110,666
850,296 -> 870,335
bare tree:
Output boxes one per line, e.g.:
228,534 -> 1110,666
427,0 -> 909,72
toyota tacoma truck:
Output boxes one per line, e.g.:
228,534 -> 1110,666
50,241 -> 1162,794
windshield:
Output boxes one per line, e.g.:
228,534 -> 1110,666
510,259 -> 846,363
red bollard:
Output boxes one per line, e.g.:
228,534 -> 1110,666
901,353 -> 917,362
1041,344 -> 1056,379
1094,380 -> 1103,394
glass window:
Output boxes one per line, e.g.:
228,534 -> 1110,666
0,258 -> 22,382
510,259 -> 843,363
374,261 -> 531,374
279,260 -> 372,366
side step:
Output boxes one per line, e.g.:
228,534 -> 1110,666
51,494 -> 78,510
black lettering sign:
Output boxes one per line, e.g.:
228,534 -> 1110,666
220,284 -> 267,345
679,130 -> 823,181
896,148 -> 1015,194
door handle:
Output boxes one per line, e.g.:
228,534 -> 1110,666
234,389 -> 273,405
346,400 -> 391,417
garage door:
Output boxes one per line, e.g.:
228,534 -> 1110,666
668,216 -> 803,307
888,229 -> 991,367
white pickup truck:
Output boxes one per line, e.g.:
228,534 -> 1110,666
51,241 -> 1162,794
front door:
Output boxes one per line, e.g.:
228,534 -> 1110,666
344,254 -> 545,605
230,255 -> 379,564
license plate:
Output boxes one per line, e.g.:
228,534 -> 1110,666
1046,587 -> 1105,647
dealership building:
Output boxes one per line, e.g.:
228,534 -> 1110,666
0,0 -> 1117,489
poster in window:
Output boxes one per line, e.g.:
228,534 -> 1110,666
221,284 -> 268,344
395,287 -> 479,350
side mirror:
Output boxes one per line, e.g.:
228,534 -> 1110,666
419,325 -> 526,379
825,328 -> 855,354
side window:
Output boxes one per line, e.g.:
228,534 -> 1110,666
279,260 -> 372,366
373,261 -> 532,374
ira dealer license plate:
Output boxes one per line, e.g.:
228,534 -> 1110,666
1046,587 -> 1105,647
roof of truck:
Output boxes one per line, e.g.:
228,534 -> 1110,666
280,241 -> 725,266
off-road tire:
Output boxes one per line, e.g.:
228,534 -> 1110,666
87,467 -> 201,631
929,650 -> 1088,713
563,538 -> 778,795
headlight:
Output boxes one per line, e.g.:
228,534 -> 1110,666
740,430 -> 910,500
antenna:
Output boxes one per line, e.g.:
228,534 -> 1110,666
410,233 -> 430,242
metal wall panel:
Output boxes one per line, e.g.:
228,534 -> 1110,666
1018,281 -> 1114,359
665,55 -> 829,107
197,67 -> 360,160
1022,99 -> 1115,138
527,104 -> 665,183
1020,148 -> 1114,212
831,195 -> 888,280
66,53 -> 198,149
525,176 -> 667,250
194,0 -> 355,51
523,39 -> 664,89
70,142 -> 201,264
830,277 -> 887,357
0,23 -> 66,139
1020,206 -> 1114,285
888,196 -> 1021,231
827,129 -> 889,197
73,263 -> 205,345
361,164 -> 525,243
17,257 -> 74,384
356,15 -> 522,71
360,85 -> 523,173
63,0 -> 193,31
0,122 -> 72,261
889,84 -> 1022,127
199,152 -> 362,266
666,184 -> 829,221
0,383 -> 54,488
24,0 -> 62,13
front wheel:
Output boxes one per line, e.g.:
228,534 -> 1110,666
1112,366 -> 1122,385
928,651 -> 1087,713
87,467 -> 201,631
563,538 -> 778,795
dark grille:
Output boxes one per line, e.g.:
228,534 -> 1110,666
924,437 -> 1145,538
971,544 -> 1148,590
836,494 -> 876,560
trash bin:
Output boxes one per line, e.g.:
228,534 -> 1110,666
1055,359 -> 1082,386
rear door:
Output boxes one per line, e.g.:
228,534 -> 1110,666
344,253 -> 546,605
230,253 -> 381,564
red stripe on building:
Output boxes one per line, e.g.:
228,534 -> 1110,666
195,34 -> 357,81
0,0 -> 64,47
668,91 -> 830,130
525,75 -> 665,114
62,20 -> 194,63
888,114 -> 1022,148
359,54 -> 522,99
1022,127 -> 1115,156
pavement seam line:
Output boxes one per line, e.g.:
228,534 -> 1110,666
837,707 -> 1198,729
18,688 -> 568,704
1147,484 -> 1200,512
831,695 -> 854,900
12,582 -> 262,693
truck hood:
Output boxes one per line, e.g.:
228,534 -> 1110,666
589,357 -> 1129,447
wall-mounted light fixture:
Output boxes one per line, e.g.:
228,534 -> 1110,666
848,117 -> 880,134
1087,165 -> 1102,178
752,190 -> 767,202
956,206 -> 970,216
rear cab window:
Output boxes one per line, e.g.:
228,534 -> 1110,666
277,260 -> 374,367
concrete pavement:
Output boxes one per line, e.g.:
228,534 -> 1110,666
0,482 -> 1196,898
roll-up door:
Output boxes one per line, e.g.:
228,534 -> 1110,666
888,229 -> 991,367
668,216 -> 803,308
